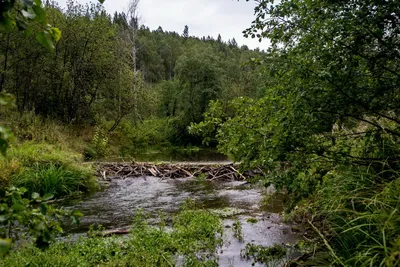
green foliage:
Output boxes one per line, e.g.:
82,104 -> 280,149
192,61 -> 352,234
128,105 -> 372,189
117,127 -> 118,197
246,217 -> 258,224
0,143 -> 97,197
0,0 -> 59,51
88,126 -> 109,158
307,167 -> 400,266
0,187 -> 82,250
189,0 -> 400,265
232,219 -> 244,242
240,243 -> 287,265
2,203 -> 223,266
173,208 -> 223,255
12,163 -> 90,198
0,93 -> 16,156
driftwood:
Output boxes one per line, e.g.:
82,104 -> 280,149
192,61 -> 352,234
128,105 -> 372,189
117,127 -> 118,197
96,162 -> 264,181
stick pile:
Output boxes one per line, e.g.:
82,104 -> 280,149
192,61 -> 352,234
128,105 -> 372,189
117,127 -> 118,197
97,162 -> 263,181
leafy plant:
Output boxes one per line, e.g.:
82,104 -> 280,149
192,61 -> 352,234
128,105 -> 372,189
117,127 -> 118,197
232,219 -> 244,242
0,187 -> 82,252
241,243 -> 287,265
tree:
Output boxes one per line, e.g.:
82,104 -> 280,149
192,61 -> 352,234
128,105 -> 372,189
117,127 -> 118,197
217,34 -> 222,43
182,25 -> 189,38
156,26 -> 163,33
194,0 -> 400,202
230,38 -> 238,48
175,47 -> 221,123
127,0 -> 140,73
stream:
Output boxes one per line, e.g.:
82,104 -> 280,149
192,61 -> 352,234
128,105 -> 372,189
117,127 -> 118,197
62,169 -> 302,266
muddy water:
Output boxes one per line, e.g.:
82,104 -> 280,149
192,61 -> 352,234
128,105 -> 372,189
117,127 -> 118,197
63,176 -> 301,266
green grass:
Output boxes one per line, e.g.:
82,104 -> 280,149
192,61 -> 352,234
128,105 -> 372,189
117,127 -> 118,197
295,166 -> 400,267
1,142 -> 97,198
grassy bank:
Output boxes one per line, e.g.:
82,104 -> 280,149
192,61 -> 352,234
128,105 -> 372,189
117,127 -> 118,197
286,166 -> 400,266
0,142 -> 97,198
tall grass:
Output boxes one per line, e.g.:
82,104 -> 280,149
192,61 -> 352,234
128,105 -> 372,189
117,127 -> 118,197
12,163 -> 91,198
0,142 -> 97,197
308,166 -> 400,266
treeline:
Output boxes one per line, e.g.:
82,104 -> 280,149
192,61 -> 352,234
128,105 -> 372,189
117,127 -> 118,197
0,0 -> 265,148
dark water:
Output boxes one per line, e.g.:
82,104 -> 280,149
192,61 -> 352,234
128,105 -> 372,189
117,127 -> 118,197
62,176 -> 302,267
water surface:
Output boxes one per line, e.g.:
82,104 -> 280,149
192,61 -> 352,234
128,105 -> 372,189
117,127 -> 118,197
63,176 -> 301,266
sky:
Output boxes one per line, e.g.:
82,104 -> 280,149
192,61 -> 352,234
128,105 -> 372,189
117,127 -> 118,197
55,0 -> 268,50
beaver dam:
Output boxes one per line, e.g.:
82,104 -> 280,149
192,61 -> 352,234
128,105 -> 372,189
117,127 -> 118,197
63,162 -> 303,267
97,162 -> 264,181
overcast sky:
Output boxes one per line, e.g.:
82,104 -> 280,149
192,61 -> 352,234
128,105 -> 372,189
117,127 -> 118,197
55,0 -> 268,50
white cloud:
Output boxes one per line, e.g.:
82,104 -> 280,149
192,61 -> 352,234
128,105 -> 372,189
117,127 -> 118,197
54,0 -> 269,49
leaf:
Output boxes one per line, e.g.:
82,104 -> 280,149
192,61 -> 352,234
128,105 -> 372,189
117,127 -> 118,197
98,0 -> 105,3
0,215 -> 9,223
72,210 -> 83,217
32,5 -> 47,23
0,239 -> 11,257
36,31 -> 54,52
49,27 -> 61,42
0,126 -> 14,139
11,203 -> 25,211
21,0 -> 34,8
21,10 -> 36,19
40,203 -> 48,215
0,16 -> 14,32
0,92 -> 16,107
42,193 -> 54,201
31,192 -> 40,200
16,18 -> 28,30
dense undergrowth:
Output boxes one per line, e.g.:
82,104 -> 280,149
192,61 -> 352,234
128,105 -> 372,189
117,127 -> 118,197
290,167 -> 400,266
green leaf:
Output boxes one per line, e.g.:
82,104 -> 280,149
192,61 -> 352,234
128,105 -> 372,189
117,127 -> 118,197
36,31 -> 54,51
0,92 -> 16,107
0,126 -> 14,140
42,193 -> 54,201
0,239 -> 11,257
21,0 -> 34,8
72,210 -> 83,217
11,203 -> 25,211
49,27 -> 61,42
0,16 -> 15,32
31,192 -> 40,200
32,5 -> 47,23
98,0 -> 105,3
0,215 -> 9,223
21,10 -> 36,19
40,203 -> 48,215
16,18 -> 28,30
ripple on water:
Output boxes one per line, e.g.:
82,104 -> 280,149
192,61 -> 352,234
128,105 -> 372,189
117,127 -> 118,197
62,176 -> 302,266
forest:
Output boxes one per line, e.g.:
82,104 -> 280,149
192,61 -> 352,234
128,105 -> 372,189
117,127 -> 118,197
1,0 -> 400,266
